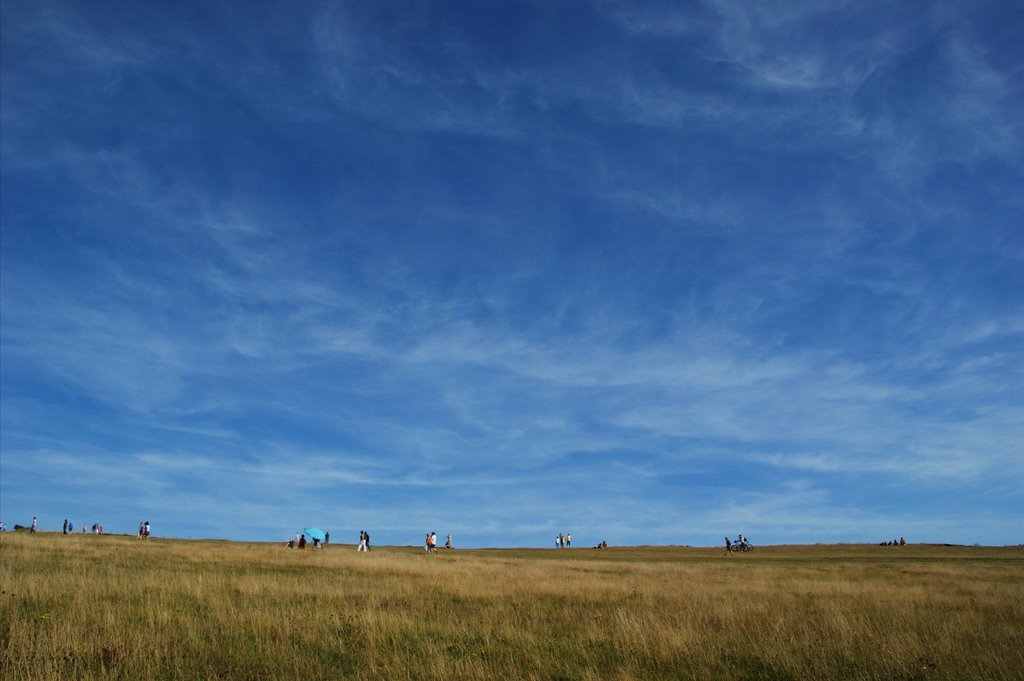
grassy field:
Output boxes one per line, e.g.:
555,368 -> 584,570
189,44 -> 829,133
1,532 -> 1021,680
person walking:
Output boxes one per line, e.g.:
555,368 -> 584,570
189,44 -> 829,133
143,521 -> 151,540
31,517 -> 37,534
358,530 -> 368,552
298,534 -> 306,549
365,531 -> 371,551
425,533 -> 432,553
445,533 -> 453,549
63,519 -> 68,535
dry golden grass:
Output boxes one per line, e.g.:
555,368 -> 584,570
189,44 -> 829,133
1,532 -> 1021,680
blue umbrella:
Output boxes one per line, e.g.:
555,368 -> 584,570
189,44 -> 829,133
303,527 -> 326,542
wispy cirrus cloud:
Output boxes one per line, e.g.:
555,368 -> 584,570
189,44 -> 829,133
3,1 -> 1020,546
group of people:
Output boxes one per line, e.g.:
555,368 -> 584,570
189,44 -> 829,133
880,537 -> 906,546
555,532 -> 572,548
63,519 -> 104,535
593,540 -> 609,549
4,517 -> 108,535
286,531 -> 331,549
285,530 -> 455,552
424,532 -> 454,552
281,529 -> 455,551
137,522 -> 151,540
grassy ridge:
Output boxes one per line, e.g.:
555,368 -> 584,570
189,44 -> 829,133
1,533 -> 1021,680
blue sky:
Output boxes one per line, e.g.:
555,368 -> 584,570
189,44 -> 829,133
1,1 -> 1021,547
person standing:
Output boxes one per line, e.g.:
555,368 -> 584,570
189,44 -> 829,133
298,534 -> 306,550
325,531 -> 330,546
31,517 -> 37,533
358,531 -> 368,552
63,519 -> 68,535
566,533 -> 571,548
143,521 -> 150,540
445,533 -> 453,549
